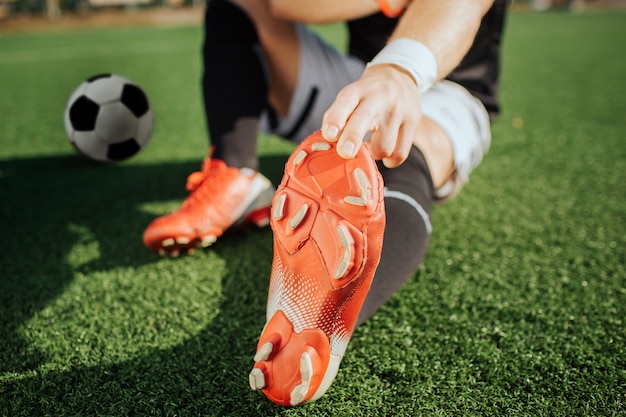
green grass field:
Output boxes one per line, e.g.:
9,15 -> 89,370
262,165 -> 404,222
1,9 -> 625,417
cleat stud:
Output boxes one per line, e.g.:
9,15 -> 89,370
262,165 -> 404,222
273,194 -> 286,221
288,203 -> 309,230
249,368 -> 266,391
290,385 -> 307,406
162,238 -> 175,247
254,342 -> 274,363
176,237 -> 190,245
170,250 -> 180,258
187,248 -> 195,255
256,218 -> 270,228
289,352 -> 313,406
312,142 -> 331,151
344,168 -> 369,207
158,249 -> 166,256
293,150 -> 307,166
334,225 -> 355,279
201,236 -> 216,247
300,352 -> 313,382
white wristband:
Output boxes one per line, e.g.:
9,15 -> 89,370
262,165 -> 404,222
366,38 -> 438,95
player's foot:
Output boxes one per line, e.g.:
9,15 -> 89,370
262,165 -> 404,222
249,130 -> 385,406
143,153 -> 275,256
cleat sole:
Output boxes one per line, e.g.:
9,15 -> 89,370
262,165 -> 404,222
250,131 -> 385,406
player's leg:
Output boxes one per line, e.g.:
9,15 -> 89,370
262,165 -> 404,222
248,23 -> 381,406
250,130 -> 386,406
143,0 -> 300,255
247,17 -> 491,406
357,80 -> 492,324
203,0 -> 300,169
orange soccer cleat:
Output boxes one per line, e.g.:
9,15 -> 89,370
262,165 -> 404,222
249,130 -> 385,406
143,153 -> 275,256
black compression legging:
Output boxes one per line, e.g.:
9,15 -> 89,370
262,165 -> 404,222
203,0 -> 266,169
357,146 -> 434,325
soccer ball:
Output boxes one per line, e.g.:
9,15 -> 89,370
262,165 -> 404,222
64,73 -> 154,162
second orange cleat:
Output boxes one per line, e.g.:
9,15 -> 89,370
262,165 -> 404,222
143,153 -> 275,256
249,130 -> 386,406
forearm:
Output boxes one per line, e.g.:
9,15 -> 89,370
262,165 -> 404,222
390,0 -> 494,79
268,0 -> 380,24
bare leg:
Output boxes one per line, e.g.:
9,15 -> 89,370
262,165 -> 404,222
413,116 -> 455,190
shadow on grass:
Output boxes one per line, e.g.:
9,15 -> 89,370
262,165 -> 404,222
0,153 -> 291,415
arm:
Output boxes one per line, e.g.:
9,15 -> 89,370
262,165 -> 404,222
391,0 -> 493,79
268,0 -> 408,24
321,0 -> 495,167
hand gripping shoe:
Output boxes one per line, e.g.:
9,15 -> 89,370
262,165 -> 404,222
143,153 -> 275,256
249,130 -> 385,406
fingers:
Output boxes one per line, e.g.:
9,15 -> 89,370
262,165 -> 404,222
366,117 -> 416,168
323,85 -> 388,159
337,105 -> 378,159
321,89 -> 359,143
365,109 -> 401,160
380,122 -> 416,168
322,88 -> 370,159
322,64 -> 422,164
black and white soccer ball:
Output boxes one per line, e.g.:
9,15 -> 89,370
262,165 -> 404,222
64,73 -> 153,162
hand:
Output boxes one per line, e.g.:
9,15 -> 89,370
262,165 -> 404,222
321,63 -> 422,168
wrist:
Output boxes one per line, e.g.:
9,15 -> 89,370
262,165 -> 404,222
366,38 -> 438,94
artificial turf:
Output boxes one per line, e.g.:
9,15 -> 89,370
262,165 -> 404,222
0,8 -> 624,417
